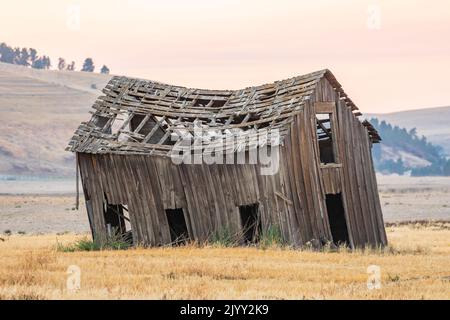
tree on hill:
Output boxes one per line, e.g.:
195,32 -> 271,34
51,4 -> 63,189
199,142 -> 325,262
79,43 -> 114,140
19,48 -> 30,66
100,65 -> 110,74
0,42 -> 106,74
67,61 -> 76,71
57,58 -> 66,71
0,43 -> 54,69
81,58 -> 95,72
31,56 -> 51,69
42,56 -> 51,69
0,43 -> 15,64
13,47 -> 21,64
29,48 -> 37,65
31,59 -> 43,69
370,117 -> 450,176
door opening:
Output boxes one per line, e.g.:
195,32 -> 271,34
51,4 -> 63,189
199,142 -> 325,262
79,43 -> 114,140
165,208 -> 190,245
239,204 -> 261,244
103,202 -> 133,244
325,193 -> 349,245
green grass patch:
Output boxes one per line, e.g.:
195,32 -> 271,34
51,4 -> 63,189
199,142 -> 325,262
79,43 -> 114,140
209,226 -> 238,247
57,230 -> 131,252
259,224 -> 286,249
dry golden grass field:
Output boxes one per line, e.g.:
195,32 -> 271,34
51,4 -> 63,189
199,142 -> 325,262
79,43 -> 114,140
0,222 -> 449,300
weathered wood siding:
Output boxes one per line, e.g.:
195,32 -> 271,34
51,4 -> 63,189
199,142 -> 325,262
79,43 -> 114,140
310,77 -> 387,247
78,151 -> 311,246
77,76 -> 386,248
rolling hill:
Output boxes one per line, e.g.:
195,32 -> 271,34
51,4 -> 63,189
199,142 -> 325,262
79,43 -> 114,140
0,62 -> 112,177
368,118 -> 450,176
366,106 -> 450,155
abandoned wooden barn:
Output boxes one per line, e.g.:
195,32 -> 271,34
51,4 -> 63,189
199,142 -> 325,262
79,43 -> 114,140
67,69 -> 387,248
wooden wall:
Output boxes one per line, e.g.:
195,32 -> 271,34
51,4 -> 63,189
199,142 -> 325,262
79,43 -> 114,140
77,77 -> 387,248
78,151 -> 306,246
310,77 -> 387,247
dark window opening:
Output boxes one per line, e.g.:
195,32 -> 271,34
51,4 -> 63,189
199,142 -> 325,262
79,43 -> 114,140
231,113 -> 259,125
239,204 -> 261,244
129,114 -> 166,143
92,115 -> 111,134
177,96 -> 194,103
178,95 -> 230,108
193,98 -> 227,108
325,194 -> 349,245
103,203 -> 133,244
165,209 -> 190,245
316,113 -> 335,164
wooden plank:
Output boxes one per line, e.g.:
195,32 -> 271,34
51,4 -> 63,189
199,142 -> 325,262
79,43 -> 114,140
314,101 -> 335,113
335,96 -> 357,248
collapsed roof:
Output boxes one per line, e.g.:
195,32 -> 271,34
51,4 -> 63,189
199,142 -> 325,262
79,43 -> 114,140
67,69 -> 380,157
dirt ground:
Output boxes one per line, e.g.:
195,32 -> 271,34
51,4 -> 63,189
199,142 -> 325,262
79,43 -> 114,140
0,175 -> 449,234
377,175 -> 450,222
0,195 -> 89,234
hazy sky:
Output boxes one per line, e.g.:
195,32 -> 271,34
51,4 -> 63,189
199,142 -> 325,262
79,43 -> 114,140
2,0 -> 450,113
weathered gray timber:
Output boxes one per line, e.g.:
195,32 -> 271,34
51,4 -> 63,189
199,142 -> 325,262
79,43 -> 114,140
67,69 -> 386,248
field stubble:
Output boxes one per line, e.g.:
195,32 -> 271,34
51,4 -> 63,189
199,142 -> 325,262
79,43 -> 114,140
0,222 -> 449,300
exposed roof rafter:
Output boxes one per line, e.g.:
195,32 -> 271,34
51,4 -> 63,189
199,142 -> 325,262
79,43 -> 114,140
67,69 -> 380,156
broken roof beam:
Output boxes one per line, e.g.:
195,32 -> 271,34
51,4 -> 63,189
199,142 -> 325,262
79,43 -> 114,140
316,119 -> 331,138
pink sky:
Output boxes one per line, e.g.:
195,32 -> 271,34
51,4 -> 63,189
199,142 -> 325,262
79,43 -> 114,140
2,0 -> 450,113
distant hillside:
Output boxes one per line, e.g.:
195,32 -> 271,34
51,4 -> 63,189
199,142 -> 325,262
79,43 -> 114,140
0,62 -> 112,177
366,106 -> 450,155
370,118 -> 450,176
